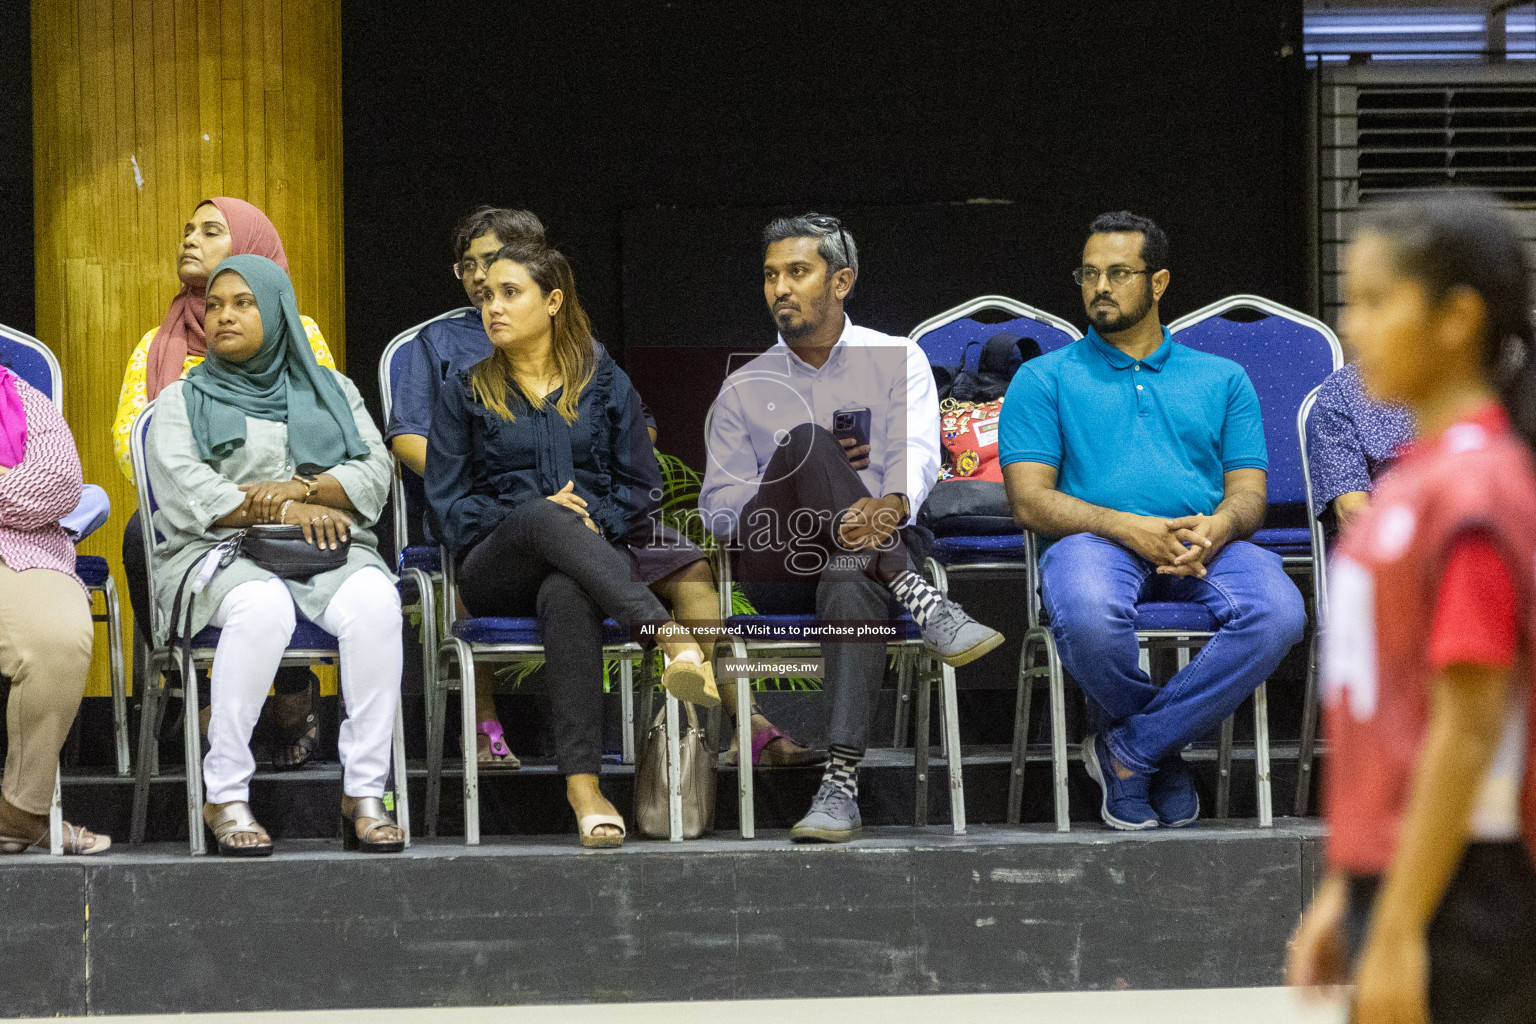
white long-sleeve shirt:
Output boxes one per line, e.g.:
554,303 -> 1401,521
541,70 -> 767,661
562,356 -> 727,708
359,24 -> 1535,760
700,316 -> 941,539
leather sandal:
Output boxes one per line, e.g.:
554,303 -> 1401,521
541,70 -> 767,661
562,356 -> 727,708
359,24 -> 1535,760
661,649 -> 720,708
577,812 -> 626,849
0,799 -> 111,855
341,796 -> 405,854
203,801 -> 273,858
270,678 -> 319,771
475,720 -> 522,770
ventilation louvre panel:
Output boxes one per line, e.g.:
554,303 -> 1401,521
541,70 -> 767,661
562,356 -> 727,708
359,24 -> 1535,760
1319,67 -> 1536,328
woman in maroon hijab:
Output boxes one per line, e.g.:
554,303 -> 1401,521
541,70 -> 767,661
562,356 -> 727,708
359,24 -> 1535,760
112,197 -> 338,769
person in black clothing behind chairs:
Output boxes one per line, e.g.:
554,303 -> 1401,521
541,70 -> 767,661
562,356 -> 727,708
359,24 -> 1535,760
425,239 -> 722,848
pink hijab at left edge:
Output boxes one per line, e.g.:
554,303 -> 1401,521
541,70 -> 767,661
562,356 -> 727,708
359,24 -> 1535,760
0,366 -> 27,468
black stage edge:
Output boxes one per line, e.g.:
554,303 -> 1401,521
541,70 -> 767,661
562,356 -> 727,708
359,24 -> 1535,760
0,821 -> 1325,1017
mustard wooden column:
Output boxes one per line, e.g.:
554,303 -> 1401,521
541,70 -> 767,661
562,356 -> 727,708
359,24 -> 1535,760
32,0 -> 344,696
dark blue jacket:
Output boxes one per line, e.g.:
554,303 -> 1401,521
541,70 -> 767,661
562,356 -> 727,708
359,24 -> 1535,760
425,347 -> 662,556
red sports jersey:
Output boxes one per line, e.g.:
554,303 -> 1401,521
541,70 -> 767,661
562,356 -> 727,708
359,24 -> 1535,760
1324,403 -> 1536,874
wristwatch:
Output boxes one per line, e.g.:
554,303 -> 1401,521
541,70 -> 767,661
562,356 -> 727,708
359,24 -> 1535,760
893,492 -> 911,525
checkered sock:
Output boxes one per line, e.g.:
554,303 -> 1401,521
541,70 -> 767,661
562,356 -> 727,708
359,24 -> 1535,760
823,744 -> 863,800
887,570 -> 945,627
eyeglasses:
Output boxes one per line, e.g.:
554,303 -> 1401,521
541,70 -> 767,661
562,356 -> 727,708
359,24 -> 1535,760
804,214 -> 853,274
1073,265 -> 1151,287
452,256 -> 498,280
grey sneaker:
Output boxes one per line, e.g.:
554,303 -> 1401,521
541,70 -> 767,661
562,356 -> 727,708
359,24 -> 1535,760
921,599 -> 1005,667
790,779 -> 862,843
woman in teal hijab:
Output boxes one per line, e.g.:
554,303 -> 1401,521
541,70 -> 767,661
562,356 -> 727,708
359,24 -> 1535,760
145,254 -> 405,857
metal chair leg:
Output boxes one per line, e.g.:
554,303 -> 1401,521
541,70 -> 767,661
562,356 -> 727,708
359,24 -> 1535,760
892,654 -> 913,748
1215,714 -> 1235,819
620,656 -> 636,765
391,698 -> 411,847
102,577 -> 130,776
732,638 -> 754,839
129,656 -> 164,845
914,652 -> 932,827
665,692 -> 683,842
1295,630 -> 1321,816
939,659 -> 966,835
456,640 -> 480,846
49,768 -> 63,856
1006,636 -> 1035,825
182,661 -> 206,856
425,642 -> 453,838
1046,632 -> 1070,833
1254,682 -> 1273,827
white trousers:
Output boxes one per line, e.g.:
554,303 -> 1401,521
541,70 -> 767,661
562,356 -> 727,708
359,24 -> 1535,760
203,568 -> 402,805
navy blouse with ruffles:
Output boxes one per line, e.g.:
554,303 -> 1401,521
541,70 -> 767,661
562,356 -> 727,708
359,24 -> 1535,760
424,347 -> 663,557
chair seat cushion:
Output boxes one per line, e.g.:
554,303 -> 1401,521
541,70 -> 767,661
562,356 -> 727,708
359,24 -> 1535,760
398,545 -> 442,573
452,617 -> 631,646
1132,602 -> 1219,633
726,613 -> 923,642
74,554 -> 111,588
1251,527 -> 1313,557
930,533 -> 1028,565
188,619 -> 338,651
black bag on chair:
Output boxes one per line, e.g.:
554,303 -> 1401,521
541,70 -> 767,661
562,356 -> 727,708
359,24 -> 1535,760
238,524 -> 350,579
918,479 -> 1017,537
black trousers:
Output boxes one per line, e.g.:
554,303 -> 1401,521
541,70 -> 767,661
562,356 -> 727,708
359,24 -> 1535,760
736,424 -> 926,753
123,509 -> 311,697
458,498 -> 671,776
1347,841 -> 1536,1023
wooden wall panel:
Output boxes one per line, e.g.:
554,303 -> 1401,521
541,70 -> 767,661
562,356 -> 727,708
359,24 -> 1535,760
32,0 -> 344,696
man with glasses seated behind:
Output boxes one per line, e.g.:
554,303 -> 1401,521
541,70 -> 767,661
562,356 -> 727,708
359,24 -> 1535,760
998,210 -> 1305,831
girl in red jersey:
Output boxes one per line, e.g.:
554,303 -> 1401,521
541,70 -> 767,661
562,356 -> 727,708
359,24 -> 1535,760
1287,194 -> 1536,1023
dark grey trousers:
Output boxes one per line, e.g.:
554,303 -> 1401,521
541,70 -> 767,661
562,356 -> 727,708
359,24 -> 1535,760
737,423 -> 912,753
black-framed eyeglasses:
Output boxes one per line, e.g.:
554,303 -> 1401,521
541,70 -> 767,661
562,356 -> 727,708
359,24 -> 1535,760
804,214 -> 853,274
1073,265 -> 1151,287
452,255 -> 497,280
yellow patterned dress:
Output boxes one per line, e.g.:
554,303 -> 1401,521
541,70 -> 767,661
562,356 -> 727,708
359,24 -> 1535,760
111,316 -> 334,483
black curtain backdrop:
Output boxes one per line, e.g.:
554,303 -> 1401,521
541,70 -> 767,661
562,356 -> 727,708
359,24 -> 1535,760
344,0 -> 1307,458
1,0 -> 33,337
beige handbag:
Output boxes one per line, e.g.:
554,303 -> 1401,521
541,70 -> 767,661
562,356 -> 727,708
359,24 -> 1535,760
635,701 -> 717,840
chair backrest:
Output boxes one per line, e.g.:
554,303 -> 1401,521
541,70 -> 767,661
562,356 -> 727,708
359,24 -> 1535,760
377,307 -> 475,559
0,323 -> 63,409
129,407 -> 167,638
1167,295 -> 1343,508
1297,384 -> 1330,619
909,295 -> 1082,371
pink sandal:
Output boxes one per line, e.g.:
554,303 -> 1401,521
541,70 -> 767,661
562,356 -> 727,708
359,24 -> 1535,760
475,720 -> 522,770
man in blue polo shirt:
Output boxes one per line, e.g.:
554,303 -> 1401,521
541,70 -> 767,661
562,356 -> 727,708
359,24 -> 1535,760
999,211 -> 1305,831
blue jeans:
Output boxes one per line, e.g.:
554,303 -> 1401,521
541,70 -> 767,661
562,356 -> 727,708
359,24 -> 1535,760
1039,534 -> 1306,774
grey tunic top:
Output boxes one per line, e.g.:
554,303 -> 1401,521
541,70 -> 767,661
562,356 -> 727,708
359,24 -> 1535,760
144,373 -> 395,645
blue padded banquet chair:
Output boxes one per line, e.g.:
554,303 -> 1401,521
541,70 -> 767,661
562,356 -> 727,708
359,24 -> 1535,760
904,296 -> 1080,754
127,408 -> 411,853
1293,385 -> 1331,816
1010,296 -> 1339,831
908,295 -> 1081,599
1167,296 -> 1343,573
713,550 -> 968,837
376,312 -> 482,749
0,324 -> 130,778
429,546 -> 679,843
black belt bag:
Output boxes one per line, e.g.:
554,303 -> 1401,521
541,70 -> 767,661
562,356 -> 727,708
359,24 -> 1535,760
239,524 -> 350,579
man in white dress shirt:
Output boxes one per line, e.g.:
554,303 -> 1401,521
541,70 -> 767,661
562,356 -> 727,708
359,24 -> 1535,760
701,213 -> 1003,842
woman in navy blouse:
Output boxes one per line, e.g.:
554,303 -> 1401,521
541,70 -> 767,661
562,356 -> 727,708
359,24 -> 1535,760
426,240 -> 718,847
